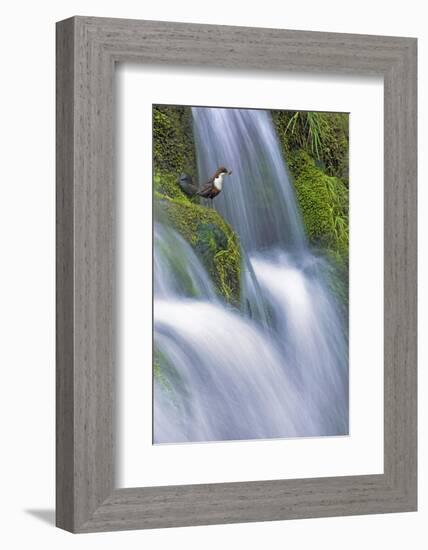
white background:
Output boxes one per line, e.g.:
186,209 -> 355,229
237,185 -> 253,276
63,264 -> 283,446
0,1 -> 425,549
118,67 -> 384,487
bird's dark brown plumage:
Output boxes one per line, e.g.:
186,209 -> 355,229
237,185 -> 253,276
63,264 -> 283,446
195,166 -> 232,200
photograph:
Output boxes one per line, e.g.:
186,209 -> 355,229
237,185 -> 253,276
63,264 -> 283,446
153,104 -> 350,444
1,3 -> 418,541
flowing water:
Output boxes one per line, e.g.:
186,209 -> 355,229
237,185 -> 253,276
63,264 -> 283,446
153,107 -> 348,443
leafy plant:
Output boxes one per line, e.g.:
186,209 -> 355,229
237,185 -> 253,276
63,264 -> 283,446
285,111 -> 329,159
273,110 -> 349,183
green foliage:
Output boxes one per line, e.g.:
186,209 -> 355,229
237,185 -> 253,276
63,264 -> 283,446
272,110 -> 349,183
284,111 -> 327,159
153,105 -> 197,177
154,171 -> 241,305
288,150 -> 349,261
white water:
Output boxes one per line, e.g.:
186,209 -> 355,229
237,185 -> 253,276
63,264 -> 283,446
154,108 -> 348,443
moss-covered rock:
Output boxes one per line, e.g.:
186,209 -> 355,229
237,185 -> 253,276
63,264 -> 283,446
154,171 -> 241,305
153,170 -> 192,202
287,150 -> 349,263
153,105 -> 197,177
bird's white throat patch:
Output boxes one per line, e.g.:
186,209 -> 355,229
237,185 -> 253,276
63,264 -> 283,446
213,173 -> 225,191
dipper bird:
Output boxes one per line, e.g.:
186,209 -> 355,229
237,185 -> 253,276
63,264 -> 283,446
195,166 -> 233,202
177,172 -> 198,197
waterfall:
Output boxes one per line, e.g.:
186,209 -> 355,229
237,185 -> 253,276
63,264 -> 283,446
192,107 -> 306,252
154,108 -> 348,443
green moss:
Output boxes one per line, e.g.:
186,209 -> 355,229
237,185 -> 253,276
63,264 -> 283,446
287,150 -> 349,262
154,172 -> 241,305
272,110 -> 349,184
213,247 -> 241,304
153,105 -> 197,177
153,171 -> 188,201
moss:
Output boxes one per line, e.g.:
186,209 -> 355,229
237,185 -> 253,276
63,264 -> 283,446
154,170 -> 201,207
213,247 -> 241,304
287,150 -> 349,262
153,171 -> 187,201
154,172 -> 241,305
153,105 -> 197,177
272,110 -> 349,184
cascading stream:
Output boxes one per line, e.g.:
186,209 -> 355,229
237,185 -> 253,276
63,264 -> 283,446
153,108 -> 348,443
192,107 -> 307,252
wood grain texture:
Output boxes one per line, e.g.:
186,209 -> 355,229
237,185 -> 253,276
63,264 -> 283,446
56,18 -> 75,532
56,16 -> 417,533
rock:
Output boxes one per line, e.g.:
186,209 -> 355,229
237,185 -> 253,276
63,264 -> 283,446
154,170 -> 241,305
153,105 -> 197,176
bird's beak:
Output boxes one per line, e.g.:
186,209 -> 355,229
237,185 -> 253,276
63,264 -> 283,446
228,170 -> 233,176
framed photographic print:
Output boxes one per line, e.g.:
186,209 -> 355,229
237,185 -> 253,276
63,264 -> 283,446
56,17 -> 417,532
151,103 -> 350,446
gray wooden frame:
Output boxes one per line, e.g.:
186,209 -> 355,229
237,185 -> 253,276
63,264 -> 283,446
56,16 -> 417,533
